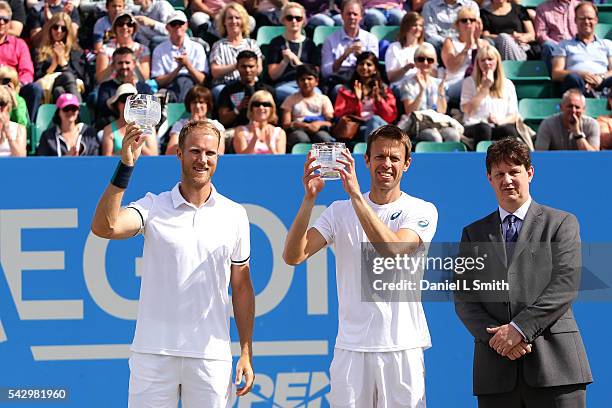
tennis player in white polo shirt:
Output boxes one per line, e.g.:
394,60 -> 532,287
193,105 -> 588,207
92,120 -> 255,407
284,125 -> 438,407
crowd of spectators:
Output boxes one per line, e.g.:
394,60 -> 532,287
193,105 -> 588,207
0,0 -> 610,158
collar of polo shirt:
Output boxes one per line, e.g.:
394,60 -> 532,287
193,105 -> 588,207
171,183 -> 218,209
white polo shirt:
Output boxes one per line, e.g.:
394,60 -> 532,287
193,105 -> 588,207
127,183 -> 250,361
314,192 -> 438,352
151,36 -> 209,78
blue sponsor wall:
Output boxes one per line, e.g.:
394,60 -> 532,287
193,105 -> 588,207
0,152 -> 610,407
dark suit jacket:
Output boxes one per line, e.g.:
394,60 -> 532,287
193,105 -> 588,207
454,201 -> 592,396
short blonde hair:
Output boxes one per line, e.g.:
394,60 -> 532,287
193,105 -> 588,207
247,90 -> 277,124
454,6 -> 478,27
0,1 -> 12,18
414,43 -> 437,62
281,2 -> 306,22
216,2 -> 251,38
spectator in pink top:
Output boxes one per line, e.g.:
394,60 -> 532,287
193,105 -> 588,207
363,0 -> 406,30
0,1 -> 33,86
535,0 -> 578,72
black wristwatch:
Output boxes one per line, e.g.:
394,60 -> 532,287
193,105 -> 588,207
572,133 -> 586,140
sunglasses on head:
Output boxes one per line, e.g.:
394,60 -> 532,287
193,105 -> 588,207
251,101 -> 272,108
459,18 -> 476,24
169,21 -> 185,28
51,24 -> 67,32
61,105 -> 79,113
416,56 -> 435,64
0,16 -> 9,24
0,78 -> 11,85
116,20 -> 136,28
285,15 -> 303,22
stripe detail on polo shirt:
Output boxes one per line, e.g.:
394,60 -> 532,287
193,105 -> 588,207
231,256 -> 250,265
126,206 -> 145,235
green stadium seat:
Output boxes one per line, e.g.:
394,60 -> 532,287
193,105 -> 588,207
256,26 -> 285,46
291,143 -> 312,154
414,141 -> 467,152
313,26 -> 341,46
519,98 -> 561,130
166,103 -> 188,130
594,23 -> 612,39
31,103 -> 92,153
599,12 -> 612,24
519,0 -> 544,8
502,60 -> 552,99
370,25 -> 399,42
476,140 -> 494,152
353,142 -> 367,154
585,98 -> 611,117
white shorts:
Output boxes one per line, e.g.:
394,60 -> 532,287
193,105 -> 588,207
128,352 -> 235,408
328,348 -> 426,408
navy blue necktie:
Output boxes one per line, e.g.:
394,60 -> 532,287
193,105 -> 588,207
505,215 -> 518,260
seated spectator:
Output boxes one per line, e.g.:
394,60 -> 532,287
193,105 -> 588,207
27,0 -> 80,47
0,85 -> 26,157
166,85 -> 226,155
0,1 -> 33,87
30,13 -> 84,117
247,0 -> 283,27
267,2 -> 320,103
304,0 -> 341,29
422,0 -> 479,52
385,12 -> 426,91
401,43 -> 461,142
233,90 -> 286,154
281,64 -> 334,151
92,0 -> 125,53
36,93 -> 100,156
536,88 -> 599,150
481,0 -> 535,61
218,50 -> 275,129
321,0 -> 378,92
460,45 -> 520,149
7,0 -> 25,36
209,2 -> 263,100
334,51 -> 397,142
96,12 -> 151,83
151,10 -> 207,103
596,89 -> 612,150
0,66 -> 29,127
190,0 -> 256,38
552,2 -> 612,96
362,0 -> 406,30
97,47 -> 154,129
442,7 -> 488,106
133,0 -> 174,50
102,83 -> 158,156
535,0 -> 578,73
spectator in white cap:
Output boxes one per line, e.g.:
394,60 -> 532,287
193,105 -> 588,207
36,93 -> 100,156
151,10 -> 208,102
102,83 -> 158,156
133,0 -> 174,50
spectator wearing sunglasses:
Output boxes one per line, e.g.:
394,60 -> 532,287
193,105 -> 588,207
27,12 -> 84,122
233,90 -> 286,154
102,83 -> 158,156
96,47 -> 154,129
93,0 -> 125,53
441,7 -> 488,107
36,93 -> 100,156
218,50 -> 275,130
268,3 -> 320,104
0,2 -> 33,88
151,10 -> 208,103
422,0 -> 480,52
133,0 -> 174,50
27,0 -> 80,47
96,12 -> 151,83
400,43 -> 462,143
0,85 -> 26,157
0,65 -> 30,128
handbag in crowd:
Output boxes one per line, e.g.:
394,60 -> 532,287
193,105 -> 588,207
331,115 -> 366,141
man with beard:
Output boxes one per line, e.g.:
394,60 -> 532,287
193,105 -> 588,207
96,47 -> 153,128
91,120 -> 255,406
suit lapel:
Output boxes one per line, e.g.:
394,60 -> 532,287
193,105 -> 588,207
508,201 -> 543,265
485,211 -> 507,267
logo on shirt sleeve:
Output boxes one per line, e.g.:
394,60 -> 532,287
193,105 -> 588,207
390,211 -> 402,220
417,219 -> 430,228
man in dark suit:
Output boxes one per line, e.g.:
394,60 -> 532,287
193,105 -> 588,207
454,138 -> 592,407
